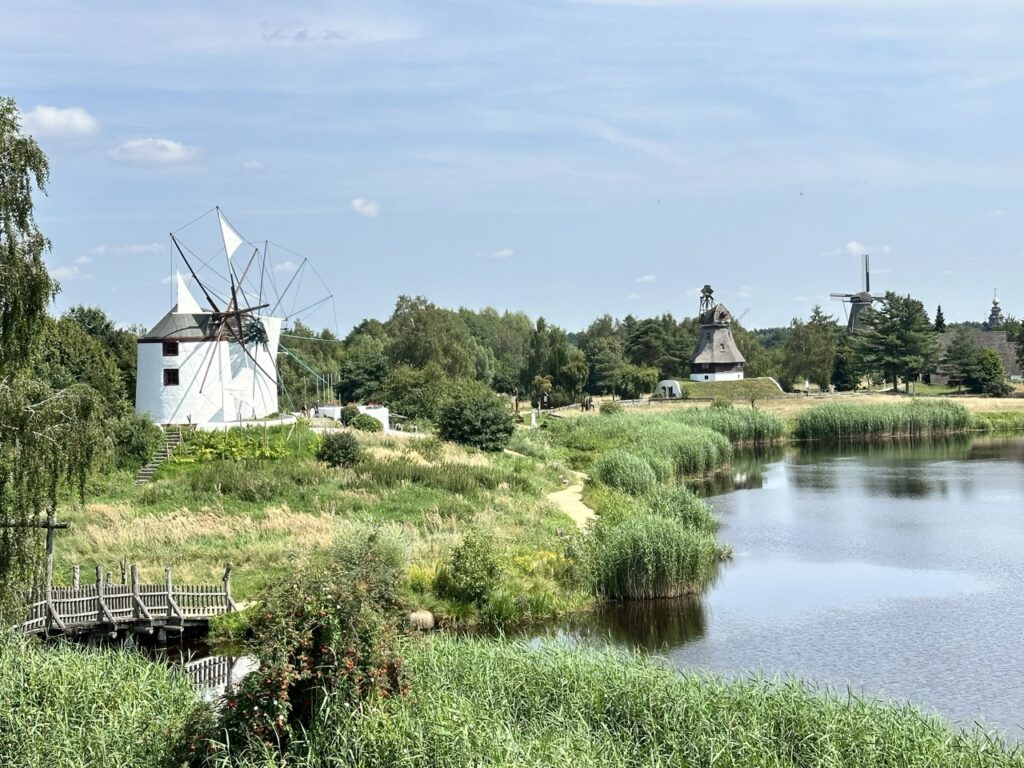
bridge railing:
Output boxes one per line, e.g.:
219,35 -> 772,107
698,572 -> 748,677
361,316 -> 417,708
22,562 -> 237,636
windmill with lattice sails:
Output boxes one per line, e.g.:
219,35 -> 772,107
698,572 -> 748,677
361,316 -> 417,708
830,253 -> 884,332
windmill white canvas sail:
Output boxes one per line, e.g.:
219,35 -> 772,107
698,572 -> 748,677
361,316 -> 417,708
135,212 -> 284,425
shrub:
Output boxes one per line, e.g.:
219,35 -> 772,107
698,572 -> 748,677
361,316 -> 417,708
107,411 -> 163,470
338,404 -> 360,425
203,525 -> 407,754
711,396 -> 733,410
599,400 -> 623,415
591,449 -> 657,495
351,413 -> 384,432
317,430 -> 361,467
586,514 -> 720,600
436,382 -> 514,451
434,529 -> 501,606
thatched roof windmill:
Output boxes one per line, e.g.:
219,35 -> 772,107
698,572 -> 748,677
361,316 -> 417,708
830,253 -> 883,331
689,285 -> 745,382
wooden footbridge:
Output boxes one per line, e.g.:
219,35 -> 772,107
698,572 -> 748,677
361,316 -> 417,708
22,562 -> 237,639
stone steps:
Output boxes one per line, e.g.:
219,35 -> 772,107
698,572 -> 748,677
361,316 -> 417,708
134,431 -> 183,484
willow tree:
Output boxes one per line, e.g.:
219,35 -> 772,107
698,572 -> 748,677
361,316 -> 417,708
0,96 -> 103,620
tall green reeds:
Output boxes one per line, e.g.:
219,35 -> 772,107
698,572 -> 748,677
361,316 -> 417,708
668,405 -> 785,443
585,513 -> 721,599
331,635 -> 1024,768
794,400 -> 973,441
0,632 -> 198,768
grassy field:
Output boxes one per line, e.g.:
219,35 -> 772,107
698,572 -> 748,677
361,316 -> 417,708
56,425 -> 587,626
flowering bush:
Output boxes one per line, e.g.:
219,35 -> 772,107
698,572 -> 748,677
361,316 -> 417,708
197,525 -> 408,755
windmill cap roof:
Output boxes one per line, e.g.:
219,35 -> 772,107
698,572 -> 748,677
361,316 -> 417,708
140,310 -> 216,341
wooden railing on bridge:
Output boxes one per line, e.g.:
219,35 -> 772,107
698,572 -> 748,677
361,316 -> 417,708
22,562 -> 237,637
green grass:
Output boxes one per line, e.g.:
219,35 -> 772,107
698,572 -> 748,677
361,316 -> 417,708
541,411 -> 734,476
0,631 -> 198,768
325,634 -> 1024,768
667,405 -> 785,443
674,376 -> 785,401
794,400 -> 974,441
973,411 -> 1024,432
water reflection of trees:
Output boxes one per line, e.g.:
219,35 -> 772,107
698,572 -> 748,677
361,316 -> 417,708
693,445 -> 784,497
553,595 -> 708,652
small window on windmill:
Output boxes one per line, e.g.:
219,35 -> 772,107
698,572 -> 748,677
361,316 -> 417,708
162,341 -> 179,357
719,342 -> 725,351
163,369 -> 180,386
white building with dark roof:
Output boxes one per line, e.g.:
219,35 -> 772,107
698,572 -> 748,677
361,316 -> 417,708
689,285 -> 746,382
135,274 -> 282,425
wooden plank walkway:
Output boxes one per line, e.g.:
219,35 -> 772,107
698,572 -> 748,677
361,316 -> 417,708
21,562 -> 237,638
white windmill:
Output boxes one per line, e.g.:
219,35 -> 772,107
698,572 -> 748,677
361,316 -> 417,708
135,208 -> 332,426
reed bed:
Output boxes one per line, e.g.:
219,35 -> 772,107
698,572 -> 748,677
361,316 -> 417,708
585,513 -> 721,599
329,635 -> 1023,768
0,632 -> 197,768
668,405 -> 785,443
353,456 -> 537,494
548,413 -> 733,479
794,400 -> 973,441
973,411 -> 1024,433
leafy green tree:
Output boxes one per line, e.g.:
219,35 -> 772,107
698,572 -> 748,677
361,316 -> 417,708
0,98 -> 104,617
782,306 -> 840,390
437,381 -> 514,451
381,362 -> 456,422
335,331 -> 388,403
64,305 -> 138,398
853,292 -> 940,392
386,295 -> 481,380
614,364 -> 659,399
967,348 -> 1012,397
33,316 -> 126,408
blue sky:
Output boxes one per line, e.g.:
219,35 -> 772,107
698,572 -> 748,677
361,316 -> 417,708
4,0 -> 1023,333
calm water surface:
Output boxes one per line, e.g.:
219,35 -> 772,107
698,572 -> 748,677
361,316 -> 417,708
556,437 -> 1024,736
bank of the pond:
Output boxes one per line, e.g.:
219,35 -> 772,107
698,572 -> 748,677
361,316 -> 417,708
7,630 -> 1023,768
335,634 -> 1024,768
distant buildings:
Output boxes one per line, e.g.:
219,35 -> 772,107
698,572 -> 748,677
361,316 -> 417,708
930,294 -> 1022,384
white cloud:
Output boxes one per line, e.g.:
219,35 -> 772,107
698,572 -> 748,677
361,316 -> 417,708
260,18 -> 420,46
74,254 -> 92,265
626,292 -> 640,300
159,272 -> 195,286
736,285 -> 753,299
844,241 -> 869,256
989,208 -> 1005,217
474,248 -> 515,260
273,260 -> 298,272
635,274 -> 656,283
50,264 -> 93,281
110,138 -> 198,164
92,242 -> 163,256
350,197 -> 381,218
243,159 -> 265,171
20,105 -> 98,138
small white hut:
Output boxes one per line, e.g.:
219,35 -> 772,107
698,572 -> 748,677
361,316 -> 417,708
655,379 -> 682,398
135,274 -> 282,425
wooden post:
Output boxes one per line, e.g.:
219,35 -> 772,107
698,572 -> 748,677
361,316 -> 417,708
131,564 -> 140,619
119,558 -> 127,585
72,564 -> 80,589
222,562 -> 237,612
165,566 -> 173,619
95,565 -> 104,624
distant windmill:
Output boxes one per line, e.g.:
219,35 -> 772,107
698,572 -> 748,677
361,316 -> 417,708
830,253 -> 884,332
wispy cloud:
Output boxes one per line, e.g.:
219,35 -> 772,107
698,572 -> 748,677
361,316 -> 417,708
20,105 -> 98,138
989,208 -> 1005,217
92,242 -> 163,256
74,254 -> 92,265
350,197 -> 381,218
50,264 -> 93,281
242,159 -> 265,172
823,240 -> 871,258
259,17 -> 421,46
110,138 -> 198,164
474,248 -> 515,260
736,285 -> 752,298
635,274 -> 656,283
626,292 -> 640,300
273,260 -> 298,272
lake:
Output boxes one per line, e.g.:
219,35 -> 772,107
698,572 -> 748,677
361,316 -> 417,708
552,437 -> 1024,737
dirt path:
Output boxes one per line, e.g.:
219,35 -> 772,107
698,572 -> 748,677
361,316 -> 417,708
546,473 -> 595,531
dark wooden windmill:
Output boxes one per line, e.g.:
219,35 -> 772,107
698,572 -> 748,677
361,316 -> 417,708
689,285 -> 746,381
830,253 -> 884,332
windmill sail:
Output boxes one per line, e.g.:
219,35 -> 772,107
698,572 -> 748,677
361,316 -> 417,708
218,208 -> 246,263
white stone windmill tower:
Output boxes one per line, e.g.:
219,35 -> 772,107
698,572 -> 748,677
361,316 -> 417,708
135,209 -> 285,426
